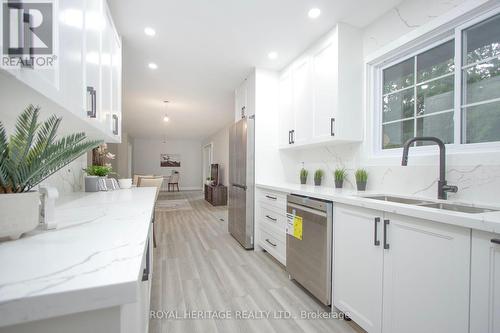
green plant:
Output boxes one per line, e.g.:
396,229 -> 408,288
83,165 -> 112,177
314,169 -> 324,181
334,168 -> 348,182
300,168 -> 308,178
0,105 -> 101,193
355,169 -> 368,183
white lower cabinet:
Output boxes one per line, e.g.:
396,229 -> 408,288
470,230 -> 500,333
333,204 -> 471,333
381,213 -> 470,333
255,187 -> 288,265
333,204 -> 383,333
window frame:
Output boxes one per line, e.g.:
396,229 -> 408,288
372,5 -> 500,157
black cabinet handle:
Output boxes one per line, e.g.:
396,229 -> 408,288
491,239 -> 500,245
383,219 -> 390,249
374,217 -> 380,246
288,130 -> 292,144
265,195 -> 277,200
331,118 -> 335,136
265,215 -> 277,222
266,239 -> 277,247
291,130 -> 295,144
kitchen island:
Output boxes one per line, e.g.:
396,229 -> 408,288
0,187 -> 156,333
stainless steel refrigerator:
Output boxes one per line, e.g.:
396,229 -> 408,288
228,117 -> 254,249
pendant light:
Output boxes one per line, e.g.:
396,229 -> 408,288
163,101 -> 170,122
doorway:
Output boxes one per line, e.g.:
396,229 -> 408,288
202,143 -> 213,187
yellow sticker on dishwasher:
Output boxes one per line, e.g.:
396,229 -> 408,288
293,216 -> 303,240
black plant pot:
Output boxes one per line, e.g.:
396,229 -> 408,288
300,176 -> 307,184
335,180 -> 344,189
314,178 -> 322,186
356,181 -> 367,191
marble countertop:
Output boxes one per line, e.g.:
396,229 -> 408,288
256,182 -> 500,234
0,187 -> 157,328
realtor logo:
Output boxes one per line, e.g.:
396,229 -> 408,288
2,1 -> 55,68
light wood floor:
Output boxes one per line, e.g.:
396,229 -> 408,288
149,191 -> 364,333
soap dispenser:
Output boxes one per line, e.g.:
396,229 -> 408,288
39,185 -> 59,230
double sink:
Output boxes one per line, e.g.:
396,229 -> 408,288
362,195 -> 497,214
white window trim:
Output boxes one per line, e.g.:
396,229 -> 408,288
367,2 -> 500,158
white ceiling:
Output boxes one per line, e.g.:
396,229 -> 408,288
108,0 -> 401,140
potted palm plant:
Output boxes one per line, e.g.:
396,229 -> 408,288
355,169 -> 368,191
0,105 -> 101,240
314,169 -> 324,186
334,168 -> 348,189
300,168 -> 308,185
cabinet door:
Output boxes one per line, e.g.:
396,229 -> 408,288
278,71 -> 293,146
100,8 -> 113,128
312,41 -> 337,139
235,79 -> 247,121
110,17 -> 121,137
291,58 -> 312,144
382,214 -> 470,333
84,0 -> 102,118
333,204 -> 383,333
470,230 -> 500,333
58,0 -> 86,117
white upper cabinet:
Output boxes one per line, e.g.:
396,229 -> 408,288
470,230 -> 500,333
291,58 -> 313,145
279,23 -> 363,149
0,0 -> 121,143
278,71 -> 294,146
235,78 -> 248,121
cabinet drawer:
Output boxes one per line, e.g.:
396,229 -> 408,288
257,189 -> 287,211
259,204 -> 286,236
259,228 -> 286,266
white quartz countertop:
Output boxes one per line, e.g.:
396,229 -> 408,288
0,187 -> 157,328
256,182 -> 500,234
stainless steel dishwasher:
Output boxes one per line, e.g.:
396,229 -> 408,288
286,194 -> 333,306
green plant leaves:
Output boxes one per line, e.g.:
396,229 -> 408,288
0,105 -> 102,193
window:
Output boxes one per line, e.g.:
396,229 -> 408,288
379,11 -> 500,150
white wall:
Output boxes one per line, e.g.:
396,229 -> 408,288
133,138 -> 202,190
203,123 -> 232,186
0,72 -> 95,195
261,0 -> 500,205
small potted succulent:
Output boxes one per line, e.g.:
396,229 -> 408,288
314,169 -> 324,186
355,169 -> 368,191
0,105 -> 100,240
334,168 -> 348,189
300,168 -> 308,185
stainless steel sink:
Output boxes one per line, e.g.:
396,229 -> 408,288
419,203 -> 497,214
362,194 -> 498,214
362,195 -> 431,205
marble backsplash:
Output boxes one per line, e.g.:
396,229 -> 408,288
39,154 -> 88,195
280,145 -> 500,205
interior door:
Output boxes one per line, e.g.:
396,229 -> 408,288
333,204 -> 383,333
382,213 -> 470,333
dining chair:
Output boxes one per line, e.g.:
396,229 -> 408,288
168,172 -> 180,192
133,174 -> 153,185
138,176 -> 163,248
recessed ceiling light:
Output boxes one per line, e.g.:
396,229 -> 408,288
163,115 -> 170,122
308,8 -> 321,19
144,27 -> 156,36
268,51 -> 278,60
148,62 -> 158,70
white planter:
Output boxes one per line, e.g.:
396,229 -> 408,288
0,191 -> 40,240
